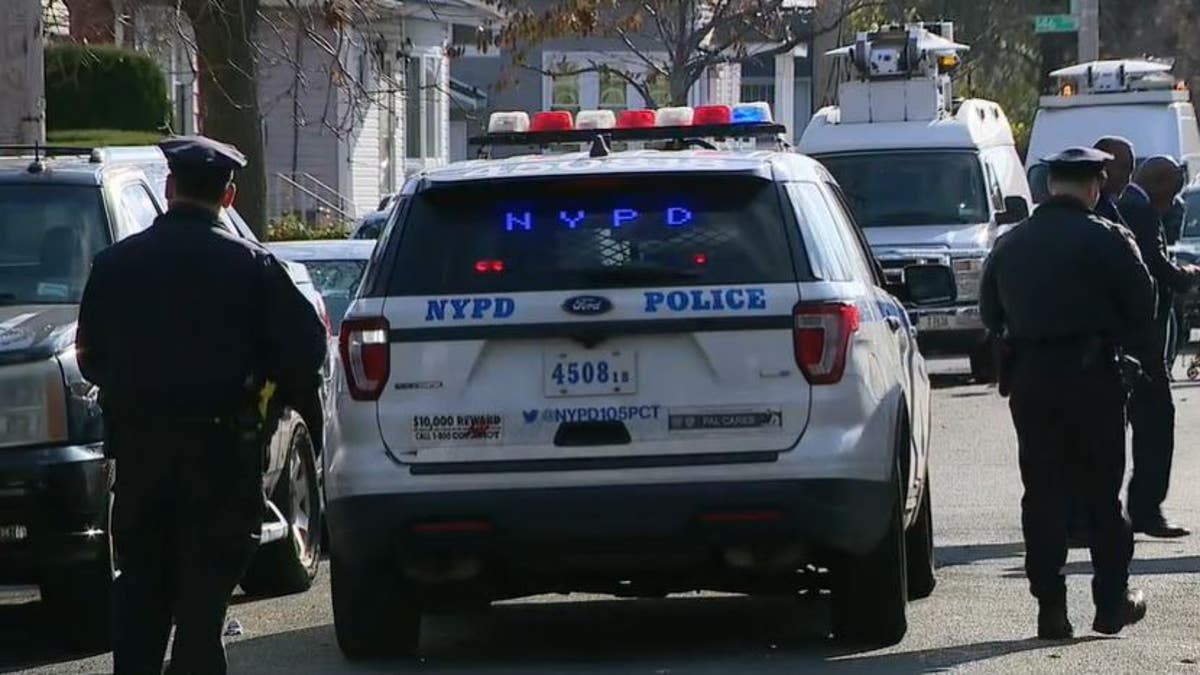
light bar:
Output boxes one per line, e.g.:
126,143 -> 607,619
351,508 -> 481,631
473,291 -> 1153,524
576,109 -> 616,130
487,111 -> 530,134
732,102 -> 773,124
530,110 -> 574,132
617,109 -> 656,128
655,106 -> 694,127
693,105 -> 731,126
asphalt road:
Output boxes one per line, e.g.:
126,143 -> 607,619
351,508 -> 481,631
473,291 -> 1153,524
4,358 -> 1200,674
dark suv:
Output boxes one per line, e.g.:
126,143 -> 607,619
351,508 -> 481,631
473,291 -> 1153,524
0,147 -> 323,644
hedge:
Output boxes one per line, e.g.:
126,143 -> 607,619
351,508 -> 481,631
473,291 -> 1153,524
45,44 -> 171,132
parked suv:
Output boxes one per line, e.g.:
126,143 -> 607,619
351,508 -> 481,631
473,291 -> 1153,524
0,147 -> 322,644
327,109 -> 946,657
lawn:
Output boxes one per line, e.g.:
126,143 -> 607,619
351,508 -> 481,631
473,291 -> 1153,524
47,129 -> 164,147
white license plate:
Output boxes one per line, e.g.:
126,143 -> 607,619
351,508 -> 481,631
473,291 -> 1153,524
544,348 -> 636,397
919,314 -> 952,331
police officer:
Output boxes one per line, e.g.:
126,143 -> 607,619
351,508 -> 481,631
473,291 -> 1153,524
1120,155 -> 1200,537
979,147 -> 1153,639
76,136 -> 327,674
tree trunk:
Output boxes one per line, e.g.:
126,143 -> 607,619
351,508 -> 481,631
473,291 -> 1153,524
0,0 -> 45,145
188,0 -> 267,237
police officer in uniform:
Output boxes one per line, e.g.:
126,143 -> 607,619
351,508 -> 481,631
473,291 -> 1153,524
76,136 -> 327,673
1119,156 -> 1200,537
980,147 -> 1153,639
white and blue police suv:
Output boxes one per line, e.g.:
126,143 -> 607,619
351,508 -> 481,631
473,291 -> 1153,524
326,104 -> 943,656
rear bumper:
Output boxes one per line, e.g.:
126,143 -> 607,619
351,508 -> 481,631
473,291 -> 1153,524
327,478 -> 895,596
0,444 -> 110,582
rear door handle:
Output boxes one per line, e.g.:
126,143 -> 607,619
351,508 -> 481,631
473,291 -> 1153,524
885,316 -> 903,333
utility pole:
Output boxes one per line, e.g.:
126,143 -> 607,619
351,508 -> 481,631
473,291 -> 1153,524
0,0 -> 46,145
1077,0 -> 1100,62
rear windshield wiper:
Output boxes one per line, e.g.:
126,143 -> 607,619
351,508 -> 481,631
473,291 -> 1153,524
579,264 -> 702,284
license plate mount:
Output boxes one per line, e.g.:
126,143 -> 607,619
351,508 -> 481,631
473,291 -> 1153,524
544,348 -> 637,397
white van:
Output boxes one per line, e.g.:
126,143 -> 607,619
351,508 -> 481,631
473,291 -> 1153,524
799,22 -> 1032,381
1027,60 -> 1200,200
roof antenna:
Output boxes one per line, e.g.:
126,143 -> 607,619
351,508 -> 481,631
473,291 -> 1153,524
589,134 -> 611,158
27,140 -> 45,174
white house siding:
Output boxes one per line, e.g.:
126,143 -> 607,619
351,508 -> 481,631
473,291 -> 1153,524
257,11 -> 350,220
344,45 -> 383,219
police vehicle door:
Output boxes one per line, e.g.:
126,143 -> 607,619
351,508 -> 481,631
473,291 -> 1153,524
787,182 -> 920,502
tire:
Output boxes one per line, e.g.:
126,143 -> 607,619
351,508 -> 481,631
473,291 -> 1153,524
905,478 -> 936,600
969,338 -> 997,384
830,462 -> 908,646
331,549 -> 421,659
40,492 -> 116,651
239,421 -> 321,597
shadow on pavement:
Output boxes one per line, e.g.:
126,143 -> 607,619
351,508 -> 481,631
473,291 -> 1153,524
224,595 -> 1087,674
935,542 -> 1024,569
930,373 -> 977,390
1002,555 -> 1200,579
0,599 -> 108,673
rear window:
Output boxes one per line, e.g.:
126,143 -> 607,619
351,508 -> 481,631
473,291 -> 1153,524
0,184 -> 110,305
297,259 -> 367,334
386,174 -> 800,294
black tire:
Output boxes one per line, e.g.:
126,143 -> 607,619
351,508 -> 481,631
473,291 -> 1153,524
40,492 -> 115,651
830,463 -> 908,646
239,421 -> 321,597
905,478 -> 936,600
331,549 -> 421,659
969,339 -> 997,384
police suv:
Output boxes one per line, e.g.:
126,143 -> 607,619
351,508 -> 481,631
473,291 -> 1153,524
799,23 -> 1033,382
327,105 -> 946,656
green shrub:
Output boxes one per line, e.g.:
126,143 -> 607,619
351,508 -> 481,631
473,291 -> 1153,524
45,44 -> 171,132
48,129 -> 164,147
267,214 -> 350,241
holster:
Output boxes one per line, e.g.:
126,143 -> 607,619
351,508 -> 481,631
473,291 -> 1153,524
996,338 -> 1015,398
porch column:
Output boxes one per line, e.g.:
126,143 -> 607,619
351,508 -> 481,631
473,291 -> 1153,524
774,52 -> 795,144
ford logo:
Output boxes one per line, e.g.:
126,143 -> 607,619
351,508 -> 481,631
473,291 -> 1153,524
562,295 -> 613,316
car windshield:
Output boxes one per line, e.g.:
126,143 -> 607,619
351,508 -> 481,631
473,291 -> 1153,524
386,174 -> 800,294
818,151 -> 990,227
0,185 -> 110,305
1184,191 -> 1200,239
298,259 -> 367,333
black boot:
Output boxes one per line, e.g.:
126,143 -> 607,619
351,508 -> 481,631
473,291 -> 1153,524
1038,602 -> 1073,640
1094,589 -> 1147,635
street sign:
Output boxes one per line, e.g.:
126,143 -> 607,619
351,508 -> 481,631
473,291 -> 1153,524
1033,14 -> 1080,34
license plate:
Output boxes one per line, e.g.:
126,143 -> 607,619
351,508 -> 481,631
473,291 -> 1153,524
544,348 -> 636,397
919,314 -> 952,331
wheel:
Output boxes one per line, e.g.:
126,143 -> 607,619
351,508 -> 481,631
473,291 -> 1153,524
239,421 -> 321,597
1188,366 -> 1199,381
905,478 -> 936,600
40,491 -> 116,651
331,548 -> 421,659
969,339 -> 997,384
830,462 -> 908,646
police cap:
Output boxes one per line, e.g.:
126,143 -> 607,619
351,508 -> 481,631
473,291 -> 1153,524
1042,147 -> 1112,182
159,136 -> 247,174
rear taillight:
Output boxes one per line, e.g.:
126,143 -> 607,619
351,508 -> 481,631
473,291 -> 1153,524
339,317 -> 390,401
793,302 -> 859,385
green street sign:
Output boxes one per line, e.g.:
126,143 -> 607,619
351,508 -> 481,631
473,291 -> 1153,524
1033,14 -> 1080,33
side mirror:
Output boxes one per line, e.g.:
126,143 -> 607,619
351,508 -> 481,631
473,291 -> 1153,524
996,196 -> 1030,226
887,264 -> 957,306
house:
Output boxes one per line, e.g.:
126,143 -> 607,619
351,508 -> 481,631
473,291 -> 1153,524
55,0 -> 500,219
451,0 -> 819,158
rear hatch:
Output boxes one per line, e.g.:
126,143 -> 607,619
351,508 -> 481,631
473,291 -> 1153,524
373,172 -> 811,466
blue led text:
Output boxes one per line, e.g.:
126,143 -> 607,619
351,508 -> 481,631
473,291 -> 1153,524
501,206 -> 695,231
